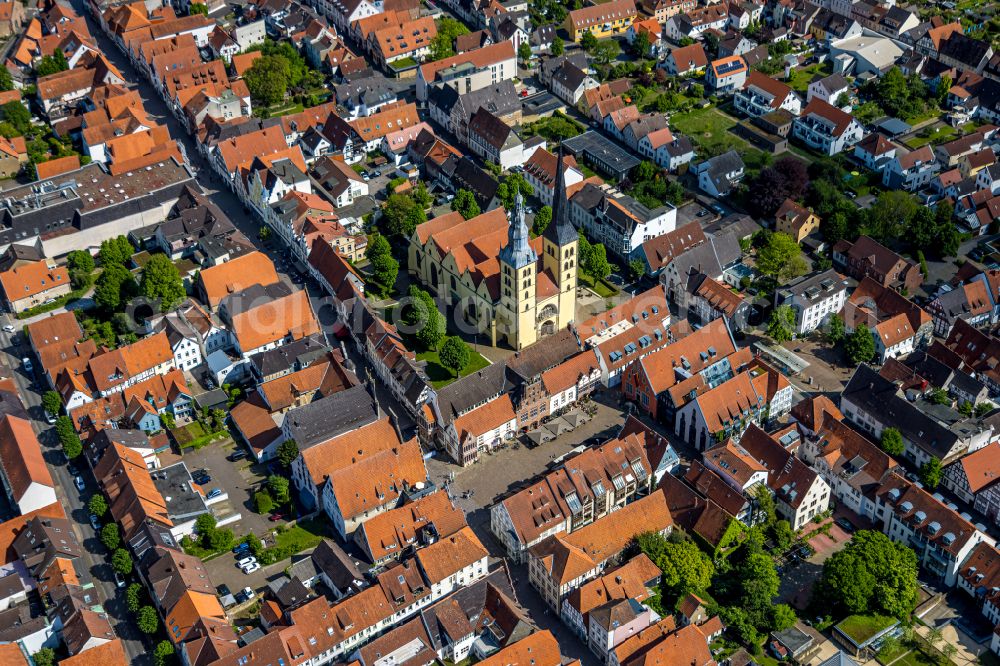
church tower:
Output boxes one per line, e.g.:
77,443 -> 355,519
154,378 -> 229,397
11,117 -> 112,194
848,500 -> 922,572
542,146 -> 578,332
498,191 -> 538,349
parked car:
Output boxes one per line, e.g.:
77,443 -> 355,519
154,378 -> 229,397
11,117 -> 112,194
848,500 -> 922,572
835,517 -> 855,533
114,572 -> 126,588
269,513 -> 283,522
241,587 -> 256,601
74,476 -> 85,491
21,358 -> 32,372
2,324 -> 14,333
89,514 -> 100,530
206,488 -> 222,500
44,410 -> 57,425
227,450 -> 247,462
242,562 -> 260,574
236,556 -> 257,568
232,543 -> 251,555
193,474 -> 211,485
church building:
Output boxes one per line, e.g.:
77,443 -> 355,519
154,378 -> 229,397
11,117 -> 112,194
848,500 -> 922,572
407,149 -> 579,349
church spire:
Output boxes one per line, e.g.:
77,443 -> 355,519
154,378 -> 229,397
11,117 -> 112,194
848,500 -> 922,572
498,190 -> 537,269
544,144 -> 578,247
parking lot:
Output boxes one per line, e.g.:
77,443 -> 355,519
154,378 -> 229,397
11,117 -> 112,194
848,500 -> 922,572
426,390 -> 632,552
777,516 -> 854,611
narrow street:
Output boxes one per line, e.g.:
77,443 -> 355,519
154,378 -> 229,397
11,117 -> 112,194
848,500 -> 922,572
0,323 -> 151,663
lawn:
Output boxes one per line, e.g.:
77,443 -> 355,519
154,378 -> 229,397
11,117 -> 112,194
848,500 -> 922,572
905,124 -> 957,149
578,271 -> 617,298
389,56 -> 418,70
893,648 -> 939,666
172,421 -> 228,451
417,347 -> 491,388
786,62 -> 834,93
836,614 -> 899,647
669,106 -> 767,167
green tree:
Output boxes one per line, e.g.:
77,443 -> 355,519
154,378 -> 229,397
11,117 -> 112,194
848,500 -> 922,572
770,604 -> 797,631
959,400 -> 973,417
56,415 -> 83,459
141,254 -> 186,310
928,387 -> 950,405
112,548 -> 133,575
815,530 -> 918,619
936,74 -> 952,107
976,403 -> 994,417
414,293 -> 444,351
382,193 -> 426,237
864,190 -> 919,243
439,336 -> 471,378
518,42 -> 532,62
826,313 -> 845,345
255,489 -> 275,514
276,439 -> 299,468
366,233 -> 399,293
36,50 -> 69,77
531,205 -> 552,237
585,243 -> 611,280
654,538 -> 714,602
880,427 -> 904,456
154,640 -> 176,666
88,494 -> 108,518
451,189 -> 480,219
919,457 -> 942,489
580,31 -> 598,51
268,475 -> 290,505
32,649 -> 56,666
757,232 -> 807,283
591,39 -> 621,65
772,520 -> 795,552
244,54 -> 290,105
844,324 -> 875,365
95,263 -> 137,311
551,36 -> 564,56
67,249 -> 95,274
0,66 -> 13,92
739,551 -> 781,627
767,305 -> 796,343
429,17 -> 469,61
629,259 -> 646,279
496,173 -> 534,210
101,522 -> 120,550
208,527 -> 235,552
42,390 -> 62,416
98,236 -> 134,267
1,100 -> 32,138
195,513 -> 218,548
631,32 -> 650,57
138,605 -> 159,634
126,583 -> 143,612
190,2 -> 208,14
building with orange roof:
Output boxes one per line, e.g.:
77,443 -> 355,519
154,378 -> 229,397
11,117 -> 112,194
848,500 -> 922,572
416,41 -> 516,102
94,441 -> 171,539
793,98 -> 865,155
84,331 -> 174,397
212,125 -> 288,178
59,638 -> 128,666
478,630 -> 563,666
0,643 -> 29,666
541,350 -> 602,414
803,413 -> 898,521
662,42 -> 708,76
165,589 -> 227,645
624,622 -> 717,666
562,553 -> 661,641
528,491 -> 672,609
674,358 -> 792,451
222,283 -> 320,357
790,394 -> 843,437
196,250 -> 280,310
0,258 -> 71,313
414,525 -> 488,595
687,274 -> 749,329
943,441 -> 1000,525
407,163 -> 579,350
0,134 -> 28,178
368,15 -> 436,69
842,276 -> 933,364
443,393 -> 517,466
323,101 -> 420,162
33,154 -> 81,180
353,489 -> 467,564
565,0 -> 637,41
0,414 -> 56,514
230,50 -> 262,77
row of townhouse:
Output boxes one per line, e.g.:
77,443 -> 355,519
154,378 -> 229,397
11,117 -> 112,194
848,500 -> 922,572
490,424 -> 676,562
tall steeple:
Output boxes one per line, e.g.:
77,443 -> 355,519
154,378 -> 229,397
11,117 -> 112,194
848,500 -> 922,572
498,190 -> 537,269
543,144 -> 578,247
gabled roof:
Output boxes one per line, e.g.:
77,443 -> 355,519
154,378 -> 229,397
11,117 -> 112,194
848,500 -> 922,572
198,251 -> 279,308
800,98 -> 856,137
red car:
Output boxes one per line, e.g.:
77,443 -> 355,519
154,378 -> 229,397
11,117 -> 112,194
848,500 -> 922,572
269,513 -> 283,522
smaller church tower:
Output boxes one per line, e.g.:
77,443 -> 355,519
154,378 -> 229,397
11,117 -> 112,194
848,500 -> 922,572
542,146 -> 578,331
498,191 -> 538,349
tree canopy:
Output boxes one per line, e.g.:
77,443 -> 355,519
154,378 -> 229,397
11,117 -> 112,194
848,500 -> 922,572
815,530 -> 918,619
382,193 -> 427,237
767,305 -> 796,343
880,428 -> 904,456
844,324 -> 876,365
920,457 -> 942,489
140,254 -> 185,311
452,189 -> 480,219
98,236 -> 135,267
439,336 -> 471,378
756,232 -> 808,283
95,263 -> 138,311
366,233 -> 399,295
244,54 -> 290,106
747,156 -> 810,217
429,17 -> 469,61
